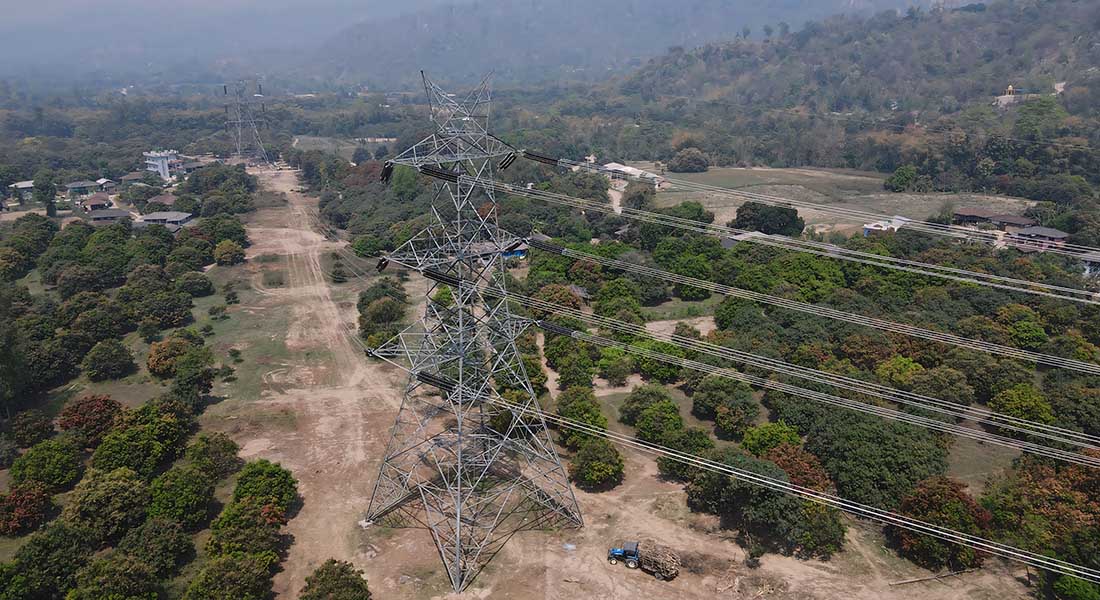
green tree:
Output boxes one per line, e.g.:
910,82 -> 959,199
10,438 -> 83,491
635,400 -> 684,444
300,559 -> 372,600
185,432 -> 242,479
213,240 -> 246,266
176,272 -> 215,297
990,383 -> 1054,425
732,201 -> 805,236
619,384 -> 672,425
874,355 -> 924,389
62,467 -> 149,543
667,148 -> 709,173
556,389 -> 608,450
182,553 -> 275,600
741,422 -> 800,457
117,517 -> 194,578
207,496 -> 286,557
149,465 -> 216,529
32,170 -> 57,217
81,339 -> 135,381
568,438 -> 625,491
8,522 -> 97,599
632,340 -> 684,383
691,375 -> 753,420
67,552 -> 161,600
233,459 -> 299,512
884,165 -> 918,192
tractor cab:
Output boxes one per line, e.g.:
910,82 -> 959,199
607,541 -> 640,568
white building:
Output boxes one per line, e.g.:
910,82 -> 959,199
144,150 -> 182,181
602,162 -> 666,187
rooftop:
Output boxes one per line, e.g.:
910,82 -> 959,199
83,192 -> 110,204
147,194 -> 177,206
953,207 -> 996,218
66,180 -> 99,189
143,211 -> 192,222
11,180 -> 34,189
1016,226 -> 1069,239
89,209 -> 131,219
990,214 -> 1037,226
120,172 -> 146,181
96,178 -> 114,185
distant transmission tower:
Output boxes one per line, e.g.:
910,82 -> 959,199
366,72 -> 583,591
224,80 -> 272,166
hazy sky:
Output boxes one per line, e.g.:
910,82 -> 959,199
0,0 -> 451,77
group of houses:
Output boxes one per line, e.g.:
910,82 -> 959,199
2,149 -> 204,234
949,207 -> 1073,252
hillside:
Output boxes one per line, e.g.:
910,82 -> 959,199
307,0 -> 933,88
621,0 -> 1100,115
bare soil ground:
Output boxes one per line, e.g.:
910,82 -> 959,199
207,167 -> 1030,599
646,164 -> 1034,236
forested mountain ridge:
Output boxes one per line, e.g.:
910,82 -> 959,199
308,0 -> 935,88
622,0 -> 1100,116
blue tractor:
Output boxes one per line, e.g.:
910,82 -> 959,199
607,540 -> 680,580
607,541 -> 641,569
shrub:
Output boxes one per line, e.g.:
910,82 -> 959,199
10,438 -> 83,491
81,339 -> 135,381
233,459 -> 299,512
185,432 -> 243,479
62,467 -> 149,543
11,409 -> 53,447
58,395 -> 123,448
183,553 -> 275,600
117,517 -> 194,578
741,422 -> 801,457
67,552 -> 160,600
0,483 -> 53,536
214,240 -> 246,265
300,559 -> 372,600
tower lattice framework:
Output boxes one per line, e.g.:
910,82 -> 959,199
366,73 -> 583,591
224,80 -> 272,166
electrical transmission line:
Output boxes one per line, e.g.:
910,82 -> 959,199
525,239 -> 1100,376
365,73 -> 581,592
450,170 -> 1100,305
224,80 -> 273,167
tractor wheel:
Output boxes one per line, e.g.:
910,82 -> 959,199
608,558 -> 618,566
626,559 -> 638,569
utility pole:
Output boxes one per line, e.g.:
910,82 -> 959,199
366,72 -> 582,592
224,80 -> 272,167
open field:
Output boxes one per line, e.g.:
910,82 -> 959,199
640,164 -> 1036,236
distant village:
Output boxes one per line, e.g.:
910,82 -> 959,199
3,149 -> 216,234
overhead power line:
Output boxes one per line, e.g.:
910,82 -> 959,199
527,240 -> 1100,376
453,171 -> 1100,305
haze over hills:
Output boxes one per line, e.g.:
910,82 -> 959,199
0,0 -> 936,88
307,0 -> 939,88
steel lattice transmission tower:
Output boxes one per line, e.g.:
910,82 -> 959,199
366,72 -> 583,591
223,80 -> 272,166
